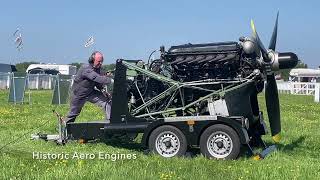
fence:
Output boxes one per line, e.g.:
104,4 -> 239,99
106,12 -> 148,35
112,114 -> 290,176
0,74 -> 319,102
0,73 -> 74,90
0,73 -> 10,89
276,81 -> 320,102
276,81 -> 317,95
27,74 -> 53,89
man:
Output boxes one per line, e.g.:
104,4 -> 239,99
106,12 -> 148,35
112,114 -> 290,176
65,51 -> 112,124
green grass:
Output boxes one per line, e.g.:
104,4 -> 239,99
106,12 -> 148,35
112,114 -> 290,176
0,90 -> 319,179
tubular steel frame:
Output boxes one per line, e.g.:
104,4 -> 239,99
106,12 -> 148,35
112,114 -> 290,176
122,61 -> 258,119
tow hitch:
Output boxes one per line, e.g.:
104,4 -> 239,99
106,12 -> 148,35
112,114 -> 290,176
31,110 -> 67,145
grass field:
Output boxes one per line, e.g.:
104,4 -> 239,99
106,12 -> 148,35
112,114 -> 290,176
0,90 -> 319,180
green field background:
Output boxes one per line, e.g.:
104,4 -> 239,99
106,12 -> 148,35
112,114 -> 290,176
0,90 -> 319,179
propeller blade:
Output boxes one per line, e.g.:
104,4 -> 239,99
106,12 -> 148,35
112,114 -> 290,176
250,20 -> 269,60
268,12 -> 279,50
265,73 -> 281,143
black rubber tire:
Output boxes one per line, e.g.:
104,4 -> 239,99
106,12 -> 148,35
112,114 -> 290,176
148,125 -> 187,158
200,124 -> 240,160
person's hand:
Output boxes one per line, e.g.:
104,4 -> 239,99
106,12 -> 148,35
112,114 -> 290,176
102,89 -> 112,99
105,71 -> 113,76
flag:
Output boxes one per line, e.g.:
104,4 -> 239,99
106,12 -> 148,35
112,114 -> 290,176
13,28 -> 23,50
84,36 -> 94,48
13,28 -> 20,37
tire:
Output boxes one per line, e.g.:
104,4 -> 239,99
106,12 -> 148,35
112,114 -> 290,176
200,124 -> 240,160
148,125 -> 187,158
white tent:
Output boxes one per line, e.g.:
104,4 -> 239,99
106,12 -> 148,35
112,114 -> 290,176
290,68 -> 320,77
26,64 -> 77,75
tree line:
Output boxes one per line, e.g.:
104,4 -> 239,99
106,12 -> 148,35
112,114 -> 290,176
15,60 -> 309,81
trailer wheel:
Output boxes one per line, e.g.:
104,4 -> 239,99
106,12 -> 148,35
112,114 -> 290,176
148,125 -> 187,158
200,124 -> 240,160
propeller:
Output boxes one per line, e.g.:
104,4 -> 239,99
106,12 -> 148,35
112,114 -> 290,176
250,12 -> 298,143
268,12 -> 279,51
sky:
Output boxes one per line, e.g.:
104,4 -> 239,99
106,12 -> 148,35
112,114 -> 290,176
0,0 -> 319,67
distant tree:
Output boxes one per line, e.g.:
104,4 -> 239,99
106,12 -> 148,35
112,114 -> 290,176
15,61 -> 39,72
297,61 -> 308,68
102,64 -> 116,72
68,63 -> 116,73
69,62 -> 83,71
276,60 -> 308,81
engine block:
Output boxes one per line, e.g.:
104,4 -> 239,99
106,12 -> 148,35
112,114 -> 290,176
123,39 -> 265,121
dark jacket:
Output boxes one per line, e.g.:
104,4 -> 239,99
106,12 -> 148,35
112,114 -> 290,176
72,64 -> 111,98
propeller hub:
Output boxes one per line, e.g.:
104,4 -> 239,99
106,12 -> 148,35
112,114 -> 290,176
269,52 -> 298,71
277,52 -> 299,69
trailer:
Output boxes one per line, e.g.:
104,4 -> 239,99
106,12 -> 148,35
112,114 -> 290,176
32,15 -> 298,159
33,58 -> 278,160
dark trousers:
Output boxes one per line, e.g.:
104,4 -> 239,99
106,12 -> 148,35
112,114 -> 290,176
65,90 -> 111,123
